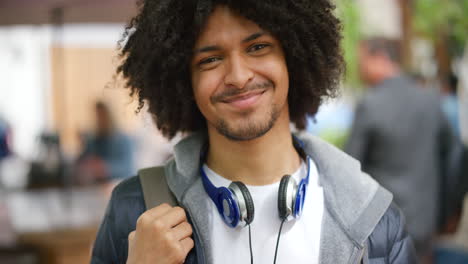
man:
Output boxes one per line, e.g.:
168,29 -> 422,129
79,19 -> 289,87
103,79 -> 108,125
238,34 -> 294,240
345,38 -> 453,260
77,101 -> 135,182
439,73 -> 468,235
92,2 -> 416,263
0,116 -> 10,160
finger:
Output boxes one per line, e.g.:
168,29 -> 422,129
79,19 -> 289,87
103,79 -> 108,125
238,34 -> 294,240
172,221 -> 193,241
137,203 -> 173,228
128,231 -> 136,241
143,203 -> 173,219
180,237 -> 194,256
161,206 -> 188,228
128,231 -> 135,252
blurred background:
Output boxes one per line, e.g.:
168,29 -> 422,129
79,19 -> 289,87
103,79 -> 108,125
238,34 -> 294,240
0,0 -> 466,263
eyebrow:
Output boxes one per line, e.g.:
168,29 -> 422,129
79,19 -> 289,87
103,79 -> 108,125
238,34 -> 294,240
242,32 -> 264,43
194,31 -> 265,54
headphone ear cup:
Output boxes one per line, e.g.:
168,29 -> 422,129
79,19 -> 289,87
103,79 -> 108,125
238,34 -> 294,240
278,175 -> 292,220
230,181 -> 255,224
217,187 -> 241,228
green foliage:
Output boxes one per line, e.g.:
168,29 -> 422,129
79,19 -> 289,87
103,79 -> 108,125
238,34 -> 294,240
335,0 -> 361,87
318,128 -> 349,150
413,0 -> 468,55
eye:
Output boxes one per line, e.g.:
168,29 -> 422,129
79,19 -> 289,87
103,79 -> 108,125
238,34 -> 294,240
198,56 -> 221,66
248,43 -> 271,53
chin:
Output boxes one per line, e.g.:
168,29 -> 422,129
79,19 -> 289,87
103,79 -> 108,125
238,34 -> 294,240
218,125 -> 272,141
215,111 -> 280,141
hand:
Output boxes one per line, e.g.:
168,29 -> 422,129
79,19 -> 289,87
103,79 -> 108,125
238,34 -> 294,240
126,204 -> 194,264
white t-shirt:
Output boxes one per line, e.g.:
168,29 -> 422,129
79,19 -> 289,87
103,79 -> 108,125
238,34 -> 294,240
203,158 -> 324,264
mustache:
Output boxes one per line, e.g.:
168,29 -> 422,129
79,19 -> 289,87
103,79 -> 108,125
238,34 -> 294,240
211,80 -> 274,103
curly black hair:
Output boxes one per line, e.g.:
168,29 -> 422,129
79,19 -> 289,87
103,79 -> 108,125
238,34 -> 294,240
118,0 -> 344,139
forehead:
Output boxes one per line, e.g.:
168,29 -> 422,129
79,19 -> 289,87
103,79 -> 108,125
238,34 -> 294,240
195,6 -> 263,46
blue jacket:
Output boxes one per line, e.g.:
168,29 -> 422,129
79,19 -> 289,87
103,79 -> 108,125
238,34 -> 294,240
92,132 -> 417,263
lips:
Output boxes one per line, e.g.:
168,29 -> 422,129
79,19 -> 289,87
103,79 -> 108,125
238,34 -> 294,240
221,90 -> 265,110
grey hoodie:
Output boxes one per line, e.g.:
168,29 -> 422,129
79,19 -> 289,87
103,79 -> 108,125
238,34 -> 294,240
91,131 -> 417,264
164,131 -> 401,263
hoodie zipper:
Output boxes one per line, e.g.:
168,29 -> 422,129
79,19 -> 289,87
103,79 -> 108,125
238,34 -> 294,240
357,250 -> 364,264
355,246 -> 366,264
179,205 -> 203,264
347,245 -> 366,264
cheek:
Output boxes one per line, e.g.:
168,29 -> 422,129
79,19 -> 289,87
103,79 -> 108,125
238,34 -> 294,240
192,70 -> 223,108
258,58 -> 289,94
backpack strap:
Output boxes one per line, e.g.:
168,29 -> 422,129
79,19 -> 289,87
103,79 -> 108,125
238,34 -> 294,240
138,166 -> 178,209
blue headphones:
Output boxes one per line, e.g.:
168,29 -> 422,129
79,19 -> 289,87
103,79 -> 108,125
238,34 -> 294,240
200,137 -> 311,228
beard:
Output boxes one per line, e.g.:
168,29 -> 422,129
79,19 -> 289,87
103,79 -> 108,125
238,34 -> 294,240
214,103 -> 281,141
209,79 -> 283,141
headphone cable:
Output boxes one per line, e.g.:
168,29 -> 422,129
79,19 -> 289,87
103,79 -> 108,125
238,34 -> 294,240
248,223 -> 253,264
273,218 -> 287,264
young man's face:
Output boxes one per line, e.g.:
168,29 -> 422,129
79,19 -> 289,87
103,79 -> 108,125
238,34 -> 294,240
191,6 -> 290,141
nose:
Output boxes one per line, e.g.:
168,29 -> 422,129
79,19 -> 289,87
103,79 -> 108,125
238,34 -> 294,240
224,54 -> 254,89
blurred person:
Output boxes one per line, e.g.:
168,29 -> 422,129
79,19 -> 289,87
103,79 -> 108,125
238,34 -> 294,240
27,133 -> 66,188
439,73 -> 468,234
346,37 -> 454,261
92,2 -> 417,264
0,117 -> 29,190
0,116 -> 11,161
0,117 -> 12,188
76,101 -> 135,183
441,73 -> 460,137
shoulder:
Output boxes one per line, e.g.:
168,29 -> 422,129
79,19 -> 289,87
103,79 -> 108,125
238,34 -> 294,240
107,176 -> 146,234
110,175 -> 146,209
368,202 -> 417,262
91,176 -> 146,263
353,92 -> 381,123
369,203 -> 405,247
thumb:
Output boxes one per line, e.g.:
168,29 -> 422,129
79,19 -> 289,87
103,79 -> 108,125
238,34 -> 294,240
126,231 -> 137,264
128,231 -> 136,245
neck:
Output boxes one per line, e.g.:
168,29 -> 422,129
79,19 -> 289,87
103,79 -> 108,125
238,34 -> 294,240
205,111 -> 302,186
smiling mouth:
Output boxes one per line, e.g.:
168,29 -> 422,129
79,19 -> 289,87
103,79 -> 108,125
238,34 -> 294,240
222,90 -> 264,102
221,90 -> 266,110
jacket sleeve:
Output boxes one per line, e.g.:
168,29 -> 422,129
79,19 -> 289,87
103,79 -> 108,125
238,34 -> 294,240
368,202 -> 418,263
387,203 -> 418,263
